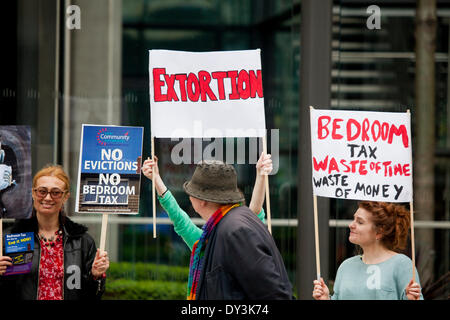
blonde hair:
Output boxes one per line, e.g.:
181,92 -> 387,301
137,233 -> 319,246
33,164 -> 70,191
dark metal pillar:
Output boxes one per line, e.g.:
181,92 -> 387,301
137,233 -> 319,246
297,0 -> 332,300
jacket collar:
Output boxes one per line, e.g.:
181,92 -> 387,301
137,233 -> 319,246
11,214 -> 88,238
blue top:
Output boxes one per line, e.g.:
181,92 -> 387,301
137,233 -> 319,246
331,253 -> 423,300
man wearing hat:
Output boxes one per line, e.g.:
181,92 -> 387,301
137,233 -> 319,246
183,160 -> 293,300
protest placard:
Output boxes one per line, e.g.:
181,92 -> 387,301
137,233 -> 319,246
3,232 -> 34,276
75,124 -> 144,214
0,126 -> 32,254
149,49 -> 266,139
75,124 -> 144,251
310,108 -> 412,202
0,126 -> 32,219
148,49 -> 271,235
309,107 -> 415,280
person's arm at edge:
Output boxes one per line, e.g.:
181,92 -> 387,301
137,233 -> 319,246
158,191 -> 202,250
142,157 -> 201,250
249,153 -> 272,224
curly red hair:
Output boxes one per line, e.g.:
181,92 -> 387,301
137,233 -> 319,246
358,201 -> 410,252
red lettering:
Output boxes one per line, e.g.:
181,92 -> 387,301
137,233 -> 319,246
382,161 -> 392,177
340,159 -> 350,172
228,71 -> 240,100
212,71 -> 227,100
374,162 -> 381,173
318,116 -> 331,139
152,69 -> 264,103
313,115 -> 410,149
249,70 -> 264,98
388,124 -> 409,148
359,160 -> 368,175
346,119 -> 361,141
313,156 -> 328,172
362,118 -> 370,142
403,164 -> 411,176
331,118 -> 344,139
371,120 -> 381,142
175,74 -> 188,101
369,161 -> 382,173
152,68 -> 167,102
349,160 -> 359,173
393,163 -> 403,176
198,71 -> 217,102
328,157 -> 340,174
164,74 -> 178,102
381,123 -> 389,140
237,70 -> 250,99
187,73 -> 200,102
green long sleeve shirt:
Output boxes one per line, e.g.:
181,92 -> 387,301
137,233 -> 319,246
331,253 -> 423,300
158,190 -> 266,251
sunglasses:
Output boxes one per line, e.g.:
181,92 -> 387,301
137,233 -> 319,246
33,187 -> 67,199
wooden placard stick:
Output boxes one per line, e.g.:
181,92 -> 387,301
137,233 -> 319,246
262,134 -> 272,234
310,106 -> 321,280
99,213 -> 108,253
0,219 -> 3,256
409,200 -> 416,281
313,195 -> 321,281
406,109 -> 416,281
151,136 -> 156,238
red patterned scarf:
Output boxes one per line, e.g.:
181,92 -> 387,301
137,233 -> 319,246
187,203 -> 239,300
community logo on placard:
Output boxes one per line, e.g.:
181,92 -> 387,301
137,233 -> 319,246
96,128 -> 130,146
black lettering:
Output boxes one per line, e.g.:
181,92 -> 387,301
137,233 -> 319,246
342,175 -> 348,186
394,184 -> 403,200
368,145 -> 377,159
347,144 -> 359,157
357,145 -> 368,158
382,185 -> 389,198
354,182 -> 365,195
313,177 -> 322,188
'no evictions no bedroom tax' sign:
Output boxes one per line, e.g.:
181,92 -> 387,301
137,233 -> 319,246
310,109 -> 412,203
75,124 -> 144,214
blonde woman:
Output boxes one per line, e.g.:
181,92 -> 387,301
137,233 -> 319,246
0,165 -> 109,300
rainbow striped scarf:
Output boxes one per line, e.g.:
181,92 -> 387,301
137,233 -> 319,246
187,203 -> 239,300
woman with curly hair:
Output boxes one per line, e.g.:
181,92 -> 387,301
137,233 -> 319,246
312,201 -> 422,300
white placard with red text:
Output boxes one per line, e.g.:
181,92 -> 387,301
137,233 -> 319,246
310,109 -> 412,202
149,49 -> 266,138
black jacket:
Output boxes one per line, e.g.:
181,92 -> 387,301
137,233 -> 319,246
0,215 -> 105,300
196,206 -> 294,300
